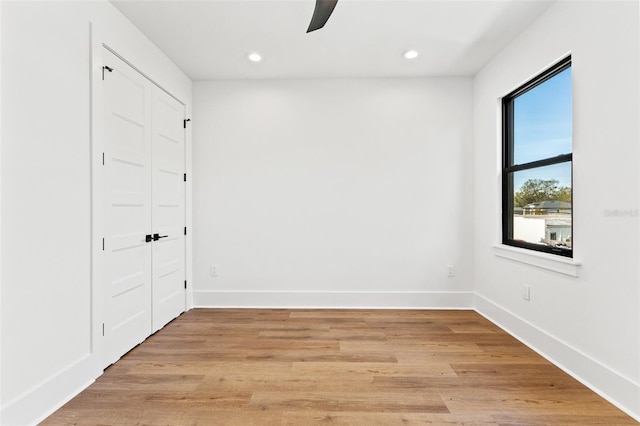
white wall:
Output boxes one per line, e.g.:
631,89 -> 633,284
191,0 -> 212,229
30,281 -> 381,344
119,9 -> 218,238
473,0 -> 639,419
0,0 -> 3,413
193,78 -> 474,308
513,216 -> 545,243
0,2 -> 192,424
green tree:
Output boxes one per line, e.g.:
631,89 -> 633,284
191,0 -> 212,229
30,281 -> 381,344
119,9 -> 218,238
514,178 -> 571,207
555,186 -> 572,203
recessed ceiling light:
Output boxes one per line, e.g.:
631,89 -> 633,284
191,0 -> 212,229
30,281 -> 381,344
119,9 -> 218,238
247,52 -> 262,62
403,50 -> 419,60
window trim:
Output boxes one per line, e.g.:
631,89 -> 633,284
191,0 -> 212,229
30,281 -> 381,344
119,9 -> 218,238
493,244 -> 581,277
501,56 -> 573,258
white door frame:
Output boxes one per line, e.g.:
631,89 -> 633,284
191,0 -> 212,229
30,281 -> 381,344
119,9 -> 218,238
90,28 -> 190,370
90,23 -> 105,370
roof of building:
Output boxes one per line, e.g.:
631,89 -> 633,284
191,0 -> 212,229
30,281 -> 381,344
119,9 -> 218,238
524,200 -> 571,210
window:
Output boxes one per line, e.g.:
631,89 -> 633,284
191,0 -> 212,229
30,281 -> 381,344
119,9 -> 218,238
502,56 -> 572,257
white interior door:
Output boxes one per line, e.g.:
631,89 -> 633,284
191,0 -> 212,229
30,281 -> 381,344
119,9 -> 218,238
103,48 -> 186,366
103,49 -> 153,366
151,87 -> 186,332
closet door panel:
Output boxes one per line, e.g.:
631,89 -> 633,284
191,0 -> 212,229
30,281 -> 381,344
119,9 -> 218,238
103,48 -> 153,367
151,87 -> 186,332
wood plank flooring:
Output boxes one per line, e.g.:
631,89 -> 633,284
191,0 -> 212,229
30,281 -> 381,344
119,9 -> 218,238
42,309 -> 637,425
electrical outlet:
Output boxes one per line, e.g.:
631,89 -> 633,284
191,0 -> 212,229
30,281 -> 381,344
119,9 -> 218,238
447,265 -> 455,278
210,265 -> 219,277
522,284 -> 530,301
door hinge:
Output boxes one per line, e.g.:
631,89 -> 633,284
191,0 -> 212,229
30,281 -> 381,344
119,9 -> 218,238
102,323 -> 105,336
184,280 -> 187,289
102,65 -> 113,81
184,173 -> 187,182
183,118 -> 191,129
184,227 -> 187,236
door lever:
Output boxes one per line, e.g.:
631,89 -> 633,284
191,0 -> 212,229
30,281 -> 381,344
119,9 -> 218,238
145,234 -> 153,243
153,233 -> 169,241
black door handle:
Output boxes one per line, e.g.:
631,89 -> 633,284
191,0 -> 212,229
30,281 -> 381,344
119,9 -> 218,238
153,233 -> 169,241
145,234 -> 153,243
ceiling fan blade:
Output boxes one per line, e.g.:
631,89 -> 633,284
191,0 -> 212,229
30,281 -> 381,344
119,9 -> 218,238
306,0 -> 339,33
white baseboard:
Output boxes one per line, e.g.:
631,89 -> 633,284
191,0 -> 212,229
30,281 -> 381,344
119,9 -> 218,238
194,290 -> 474,309
0,353 -> 100,426
474,293 -> 640,422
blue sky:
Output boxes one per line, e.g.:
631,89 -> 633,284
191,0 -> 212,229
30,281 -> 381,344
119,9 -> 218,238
512,67 -> 572,191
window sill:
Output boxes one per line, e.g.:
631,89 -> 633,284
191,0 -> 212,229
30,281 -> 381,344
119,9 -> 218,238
493,244 -> 581,277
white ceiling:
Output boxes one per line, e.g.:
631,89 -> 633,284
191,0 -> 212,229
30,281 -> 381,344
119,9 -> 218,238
111,0 -> 556,80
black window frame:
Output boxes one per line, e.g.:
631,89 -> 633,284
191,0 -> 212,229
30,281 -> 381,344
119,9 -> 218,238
502,56 -> 573,258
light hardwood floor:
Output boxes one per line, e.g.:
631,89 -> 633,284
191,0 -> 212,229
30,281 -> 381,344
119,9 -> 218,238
42,309 -> 637,425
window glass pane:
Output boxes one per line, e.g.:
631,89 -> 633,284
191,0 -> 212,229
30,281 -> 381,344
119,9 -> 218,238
511,162 -> 572,252
513,67 -> 572,165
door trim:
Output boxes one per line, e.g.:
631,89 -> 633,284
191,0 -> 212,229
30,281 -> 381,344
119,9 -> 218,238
102,45 -> 184,107
90,21 -> 105,369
